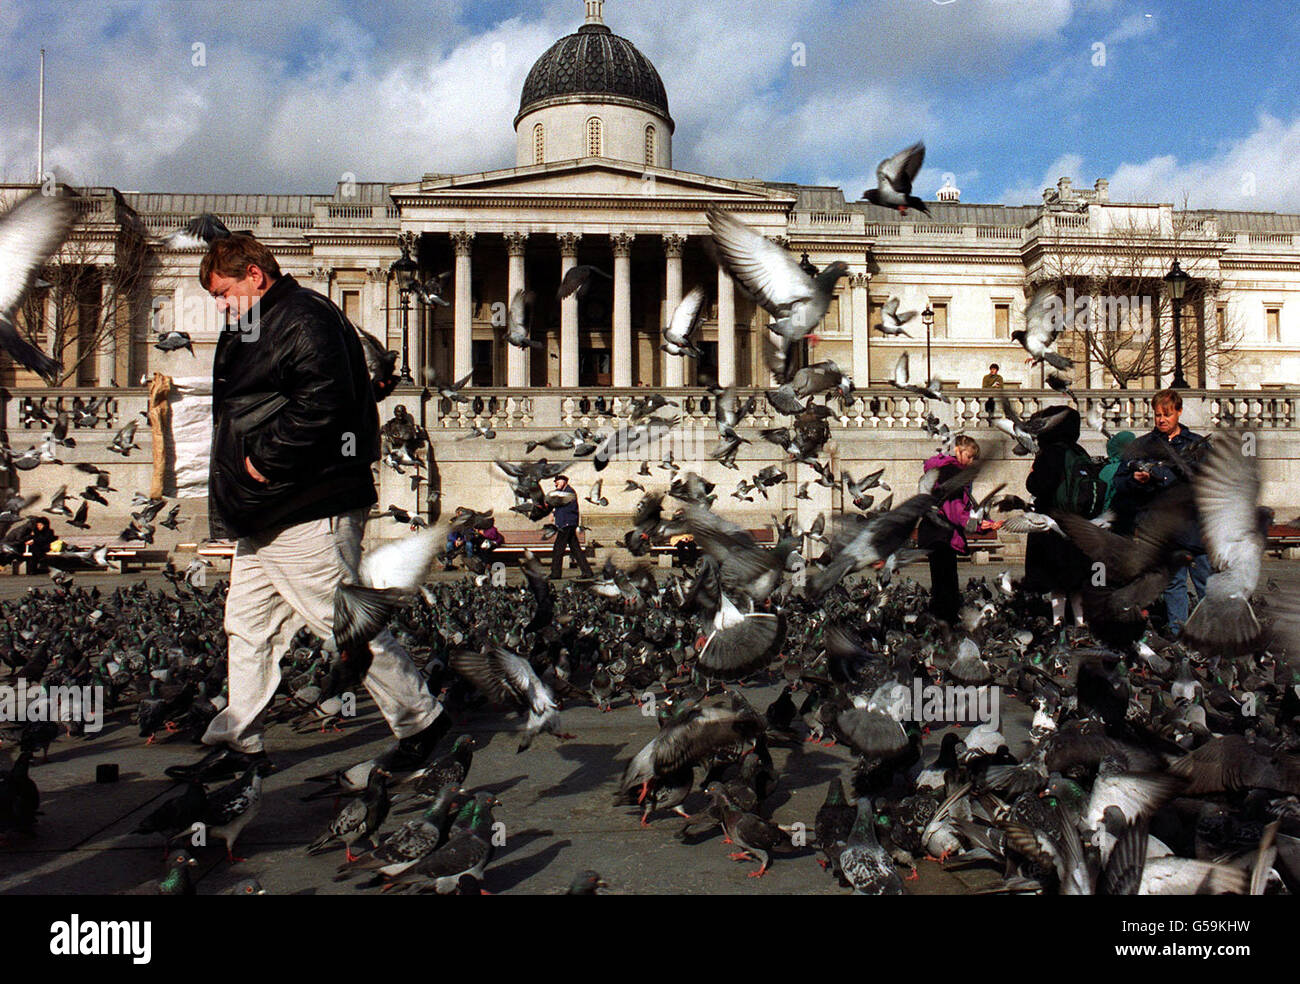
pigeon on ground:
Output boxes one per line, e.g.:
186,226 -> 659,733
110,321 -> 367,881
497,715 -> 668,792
307,766 -> 391,862
201,764 -> 265,863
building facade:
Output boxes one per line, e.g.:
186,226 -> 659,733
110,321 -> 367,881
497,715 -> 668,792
3,1 -> 1300,396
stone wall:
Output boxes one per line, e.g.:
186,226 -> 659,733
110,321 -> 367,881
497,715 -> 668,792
3,386 -> 1297,565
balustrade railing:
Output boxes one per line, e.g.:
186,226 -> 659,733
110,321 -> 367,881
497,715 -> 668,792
4,387 -> 1295,441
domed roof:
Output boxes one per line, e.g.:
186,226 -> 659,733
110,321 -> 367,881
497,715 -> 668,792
517,23 -> 672,127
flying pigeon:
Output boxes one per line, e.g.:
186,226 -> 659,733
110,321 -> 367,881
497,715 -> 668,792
505,289 -> 542,349
0,193 -> 76,384
662,284 -> 705,358
557,264 -> 611,302
863,142 -> 929,215
875,296 -> 918,337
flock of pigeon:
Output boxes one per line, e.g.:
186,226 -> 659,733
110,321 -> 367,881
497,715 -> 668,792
1,149 -> 1299,895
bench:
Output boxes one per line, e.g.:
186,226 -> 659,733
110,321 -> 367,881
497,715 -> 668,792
481,529 -> 590,564
649,527 -> 776,568
1267,524 -> 1300,560
8,537 -> 167,574
963,528 -> 1005,564
905,527 -> 1005,564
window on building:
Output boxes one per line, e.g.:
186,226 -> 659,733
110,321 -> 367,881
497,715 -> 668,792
1266,306 -> 1281,342
644,125 -> 656,167
533,123 -> 544,165
868,297 -> 886,334
586,117 -> 603,157
930,301 -> 949,339
341,289 -> 361,327
993,303 -> 1010,339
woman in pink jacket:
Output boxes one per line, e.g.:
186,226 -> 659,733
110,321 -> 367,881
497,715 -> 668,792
916,436 -> 1001,625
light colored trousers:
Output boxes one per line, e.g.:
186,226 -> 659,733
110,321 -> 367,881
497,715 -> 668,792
203,507 -> 440,754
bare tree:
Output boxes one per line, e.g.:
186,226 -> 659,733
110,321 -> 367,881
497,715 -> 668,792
1026,200 -> 1244,388
11,188 -> 149,387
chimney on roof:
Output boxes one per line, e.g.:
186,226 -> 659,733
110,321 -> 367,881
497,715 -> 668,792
936,175 -> 960,203
1094,178 -> 1109,202
1057,176 -> 1073,199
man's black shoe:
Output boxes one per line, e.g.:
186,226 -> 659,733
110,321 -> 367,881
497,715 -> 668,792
383,712 -> 453,773
164,746 -> 272,783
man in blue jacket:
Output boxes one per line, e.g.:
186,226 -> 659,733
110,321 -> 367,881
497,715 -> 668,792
1111,389 -> 1210,636
546,474 -> 593,580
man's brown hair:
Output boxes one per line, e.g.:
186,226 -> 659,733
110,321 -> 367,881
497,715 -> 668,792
1152,388 -> 1182,412
199,234 -> 282,288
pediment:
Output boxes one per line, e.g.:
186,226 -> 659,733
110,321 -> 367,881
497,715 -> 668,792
390,159 -> 793,205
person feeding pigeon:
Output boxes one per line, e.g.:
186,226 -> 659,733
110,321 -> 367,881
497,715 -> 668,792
916,436 -> 1001,625
167,234 -> 448,784
1110,389 -> 1211,635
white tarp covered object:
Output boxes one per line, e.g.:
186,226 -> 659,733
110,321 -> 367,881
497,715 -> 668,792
166,376 -> 213,498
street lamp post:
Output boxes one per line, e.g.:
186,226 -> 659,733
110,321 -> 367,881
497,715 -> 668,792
390,240 -> 419,384
922,305 -> 934,382
1164,259 -> 1190,389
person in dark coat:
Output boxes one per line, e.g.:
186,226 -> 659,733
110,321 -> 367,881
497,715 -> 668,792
23,517 -> 56,575
1109,389 -> 1210,635
1023,406 -> 1093,627
167,234 -> 447,785
543,475 -> 593,580
917,436 -> 1001,625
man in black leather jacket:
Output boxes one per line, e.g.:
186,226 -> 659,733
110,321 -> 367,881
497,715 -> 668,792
167,235 -> 447,783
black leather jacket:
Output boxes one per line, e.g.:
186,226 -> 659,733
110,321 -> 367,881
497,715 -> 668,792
208,275 -> 379,539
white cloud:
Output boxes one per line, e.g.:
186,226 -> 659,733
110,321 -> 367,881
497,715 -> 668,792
1106,112 -> 1300,210
998,153 -> 1086,205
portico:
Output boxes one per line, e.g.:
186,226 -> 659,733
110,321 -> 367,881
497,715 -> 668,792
388,160 -> 814,389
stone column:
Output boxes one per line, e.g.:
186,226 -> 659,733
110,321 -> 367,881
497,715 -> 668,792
559,233 -> 580,387
717,263 -> 736,387
44,292 -> 60,384
850,272 -> 870,385
365,266 -> 390,375
452,231 -> 475,384
663,234 -> 685,387
613,232 -> 634,387
1202,293 -> 1218,388
97,271 -> 117,386
505,232 -> 529,387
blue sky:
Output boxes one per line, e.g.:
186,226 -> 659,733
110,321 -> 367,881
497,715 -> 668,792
2,0 -> 1298,211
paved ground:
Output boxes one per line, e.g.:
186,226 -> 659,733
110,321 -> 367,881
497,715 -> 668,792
2,560 -> 1297,895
